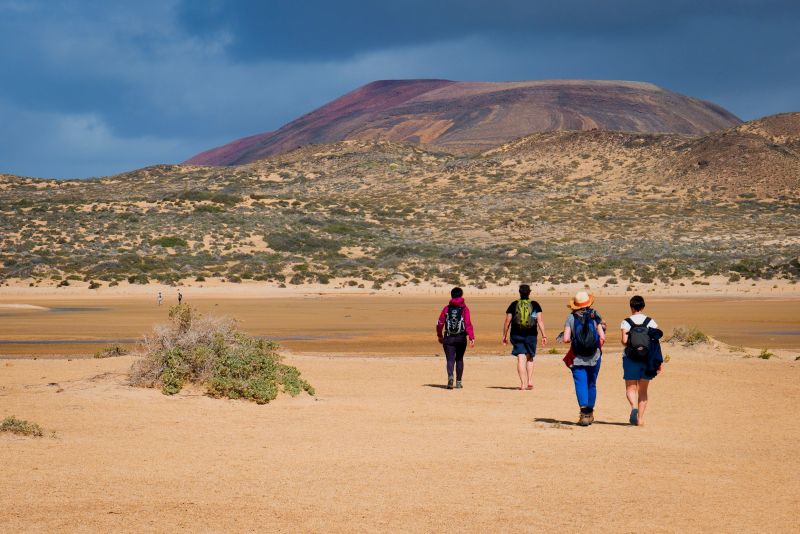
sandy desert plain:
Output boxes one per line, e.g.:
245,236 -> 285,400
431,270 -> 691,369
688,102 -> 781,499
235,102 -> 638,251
1,281 -> 799,533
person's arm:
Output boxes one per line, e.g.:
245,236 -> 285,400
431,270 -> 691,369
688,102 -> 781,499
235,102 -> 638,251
436,307 -> 446,342
502,314 -> 512,345
621,329 -> 629,346
463,306 -> 476,347
562,325 -> 571,344
594,314 -> 606,345
537,313 -> 547,346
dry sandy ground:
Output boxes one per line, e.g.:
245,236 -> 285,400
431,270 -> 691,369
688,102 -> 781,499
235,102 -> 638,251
1,346 -> 799,533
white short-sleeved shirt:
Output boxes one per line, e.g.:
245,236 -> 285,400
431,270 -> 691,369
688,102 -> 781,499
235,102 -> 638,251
620,313 -> 658,332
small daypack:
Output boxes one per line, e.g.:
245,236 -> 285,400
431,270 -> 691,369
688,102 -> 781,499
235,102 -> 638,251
625,317 -> 652,362
571,310 -> 600,357
445,304 -> 466,336
514,299 -> 537,329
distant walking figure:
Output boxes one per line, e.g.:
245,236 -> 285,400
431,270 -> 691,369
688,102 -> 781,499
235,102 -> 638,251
177,290 -> 183,305
561,291 -> 605,426
502,284 -> 546,390
621,295 -> 665,426
436,287 -> 475,389
157,291 -> 163,306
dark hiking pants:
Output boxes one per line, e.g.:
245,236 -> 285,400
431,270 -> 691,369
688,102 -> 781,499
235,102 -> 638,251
443,334 -> 467,380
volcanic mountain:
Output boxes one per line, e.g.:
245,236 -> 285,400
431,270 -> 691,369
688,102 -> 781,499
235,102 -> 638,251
186,79 -> 742,166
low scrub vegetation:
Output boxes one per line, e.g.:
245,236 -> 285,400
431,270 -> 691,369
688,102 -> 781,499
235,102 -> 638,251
0,138 -> 797,288
94,344 -> 129,358
669,326 -> 709,345
130,305 -> 314,404
758,349 -> 775,360
1,415 -> 44,437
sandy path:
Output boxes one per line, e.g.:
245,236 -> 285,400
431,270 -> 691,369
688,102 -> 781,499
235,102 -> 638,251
2,348 -> 798,532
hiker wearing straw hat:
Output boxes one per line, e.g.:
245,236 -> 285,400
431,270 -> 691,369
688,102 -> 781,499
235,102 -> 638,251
561,290 -> 605,426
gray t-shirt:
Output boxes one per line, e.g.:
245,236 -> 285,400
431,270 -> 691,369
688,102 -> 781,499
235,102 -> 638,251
565,310 -> 602,366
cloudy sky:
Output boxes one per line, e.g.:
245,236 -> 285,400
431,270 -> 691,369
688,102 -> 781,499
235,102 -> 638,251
1,0 -> 798,178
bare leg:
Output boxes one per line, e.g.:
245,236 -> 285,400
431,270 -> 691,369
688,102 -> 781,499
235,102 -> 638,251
625,380 -> 639,408
516,354 -> 527,389
526,356 -> 535,388
637,379 -> 650,426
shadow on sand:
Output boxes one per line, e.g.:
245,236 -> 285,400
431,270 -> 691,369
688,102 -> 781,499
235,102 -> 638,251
422,383 -> 451,389
486,386 -> 525,390
534,417 -> 631,427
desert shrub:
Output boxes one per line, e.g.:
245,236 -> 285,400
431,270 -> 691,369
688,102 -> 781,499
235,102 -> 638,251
128,273 -> 150,284
758,349 -> 775,360
94,344 -> 129,358
173,190 -> 241,206
130,305 -> 314,403
1,416 -> 44,437
88,280 -> 102,289
57,279 -> 70,287
194,204 -> 224,214
152,236 -> 188,248
669,326 -> 709,345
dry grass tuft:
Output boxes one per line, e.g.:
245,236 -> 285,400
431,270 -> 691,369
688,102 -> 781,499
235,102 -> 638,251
1,416 -> 44,437
94,344 -> 129,358
669,326 -> 709,345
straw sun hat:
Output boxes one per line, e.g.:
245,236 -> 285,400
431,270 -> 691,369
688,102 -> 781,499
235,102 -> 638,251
567,291 -> 595,310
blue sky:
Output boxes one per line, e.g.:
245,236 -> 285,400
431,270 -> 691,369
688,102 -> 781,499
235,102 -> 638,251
1,0 -> 798,178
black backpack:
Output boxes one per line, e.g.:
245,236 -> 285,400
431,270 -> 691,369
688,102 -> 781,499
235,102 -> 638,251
445,305 -> 466,336
625,317 -> 652,362
571,311 -> 600,357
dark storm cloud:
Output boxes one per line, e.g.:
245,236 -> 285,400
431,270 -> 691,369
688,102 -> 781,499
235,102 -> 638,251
0,0 -> 798,178
178,0 -> 799,60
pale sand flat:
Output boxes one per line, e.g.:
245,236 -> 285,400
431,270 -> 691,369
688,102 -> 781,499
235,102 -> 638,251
0,347 -> 797,532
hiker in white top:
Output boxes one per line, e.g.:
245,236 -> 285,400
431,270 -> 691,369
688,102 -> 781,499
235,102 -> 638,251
620,295 -> 660,426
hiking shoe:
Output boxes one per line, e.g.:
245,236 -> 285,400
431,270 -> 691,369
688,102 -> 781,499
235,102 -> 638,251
578,412 -> 591,426
447,377 -> 454,389
455,380 -> 463,389
586,411 -> 594,425
629,408 -> 639,425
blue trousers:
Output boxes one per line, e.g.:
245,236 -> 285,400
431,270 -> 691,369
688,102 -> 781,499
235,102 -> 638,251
571,358 -> 601,408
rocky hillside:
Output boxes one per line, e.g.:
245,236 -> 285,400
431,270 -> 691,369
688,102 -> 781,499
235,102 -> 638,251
186,79 -> 742,166
1,114 -> 797,288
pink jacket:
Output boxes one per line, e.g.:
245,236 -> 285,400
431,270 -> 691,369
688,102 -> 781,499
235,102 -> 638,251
436,297 -> 475,340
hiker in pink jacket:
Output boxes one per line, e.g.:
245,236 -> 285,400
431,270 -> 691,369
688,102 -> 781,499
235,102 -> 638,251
436,287 -> 476,389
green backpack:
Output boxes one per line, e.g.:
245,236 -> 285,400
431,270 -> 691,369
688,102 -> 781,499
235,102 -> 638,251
514,299 -> 537,329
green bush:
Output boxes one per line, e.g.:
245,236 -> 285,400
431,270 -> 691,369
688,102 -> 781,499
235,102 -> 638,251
194,204 -> 224,214
1,416 -> 44,437
130,305 -> 314,404
152,236 -> 188,248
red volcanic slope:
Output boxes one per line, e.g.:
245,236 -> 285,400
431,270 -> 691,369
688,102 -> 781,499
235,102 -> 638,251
186,79 -> 742,166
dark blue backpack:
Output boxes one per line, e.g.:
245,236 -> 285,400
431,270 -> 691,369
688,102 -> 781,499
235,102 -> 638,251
571,310 -> 600,357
